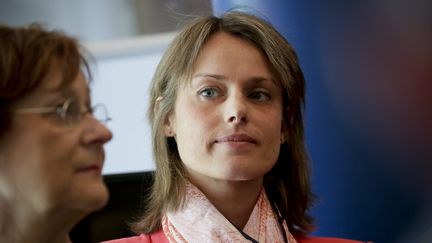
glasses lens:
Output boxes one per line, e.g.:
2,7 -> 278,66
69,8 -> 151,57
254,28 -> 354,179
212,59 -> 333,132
92,104 -> 111,124
64,99 -> 82,125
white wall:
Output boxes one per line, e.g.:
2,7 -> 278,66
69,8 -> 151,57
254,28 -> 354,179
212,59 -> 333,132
85,32 -> 176,174
0,0 -> 209,174
0,0 -> 211,42
0,0 -> 141,42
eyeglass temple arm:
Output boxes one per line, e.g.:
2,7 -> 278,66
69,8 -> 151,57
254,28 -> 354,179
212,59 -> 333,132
14,107 -> 57,114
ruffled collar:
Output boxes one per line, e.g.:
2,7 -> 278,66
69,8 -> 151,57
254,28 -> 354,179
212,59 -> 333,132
162,181 -> 297,243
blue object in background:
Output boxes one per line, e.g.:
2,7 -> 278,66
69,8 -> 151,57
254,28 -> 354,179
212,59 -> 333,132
212,1 -> 432,242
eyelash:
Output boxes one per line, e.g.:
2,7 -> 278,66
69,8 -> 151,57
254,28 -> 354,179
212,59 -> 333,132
198,87 -> 271,102
248,90 -> 271,101
199,87 -> 220,99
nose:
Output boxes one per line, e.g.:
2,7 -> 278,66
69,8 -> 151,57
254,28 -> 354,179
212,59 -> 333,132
81,115 -> 113,146
225,92 -> 248,125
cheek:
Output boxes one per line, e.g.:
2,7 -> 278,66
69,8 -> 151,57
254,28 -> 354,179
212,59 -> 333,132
173,99 -> 214,141
18,127 -> 77,182
2,134 -> 76,208
263,110 -> 283,138
33,135 -> 77,181
36,128 -> 77,166
265,113 -> 283,166
262,112 -> 284,159
172,101 -> 220,167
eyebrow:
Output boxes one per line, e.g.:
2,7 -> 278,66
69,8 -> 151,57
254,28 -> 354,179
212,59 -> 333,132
192,74 -> 226,81
61,89 -> 74,97
60,88 -> 91,106
192,74 -> 276,84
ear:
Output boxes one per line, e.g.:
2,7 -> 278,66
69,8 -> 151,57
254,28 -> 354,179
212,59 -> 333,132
280,118 -> 287,144
155,96 -> 176,137
280,107 -> 291,144
164,111 -> 175,137
280,129 -> 288,144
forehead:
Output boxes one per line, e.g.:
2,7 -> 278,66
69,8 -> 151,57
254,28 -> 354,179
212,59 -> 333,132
190,32 -> 277,84
195,32 -> 267,63
17,67 -> 88,106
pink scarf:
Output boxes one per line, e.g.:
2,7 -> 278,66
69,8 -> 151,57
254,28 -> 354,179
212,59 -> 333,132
162,182 -> 297,243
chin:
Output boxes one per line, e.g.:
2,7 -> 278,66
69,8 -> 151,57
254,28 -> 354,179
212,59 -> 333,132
220,161 -> 274,181
88,183 -> 109,211
220,165 -> 270,181
71,181 -> 109,213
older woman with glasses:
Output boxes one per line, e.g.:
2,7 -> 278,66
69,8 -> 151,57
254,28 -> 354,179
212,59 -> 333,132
0,23 -> 112,243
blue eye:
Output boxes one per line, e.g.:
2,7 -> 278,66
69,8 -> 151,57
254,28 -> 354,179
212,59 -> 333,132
199,87 -> 219,98
249,91 -> 271,101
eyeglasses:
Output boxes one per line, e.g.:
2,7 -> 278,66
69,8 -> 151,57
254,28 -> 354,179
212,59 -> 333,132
14,98 -> 112,126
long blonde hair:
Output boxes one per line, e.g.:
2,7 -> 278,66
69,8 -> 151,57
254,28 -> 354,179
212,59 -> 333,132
132,11 -> 314,237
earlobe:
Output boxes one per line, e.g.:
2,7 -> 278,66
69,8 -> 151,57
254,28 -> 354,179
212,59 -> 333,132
164,114 -> 175,137
155,96 -> 175,137
280,133 -> 287,144
164,126 -> 174,137
281,107 -> 292,144
165,130 -> 173,137
280,119 -> 288,144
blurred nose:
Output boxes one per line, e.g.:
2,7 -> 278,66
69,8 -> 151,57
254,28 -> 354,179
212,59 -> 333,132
225,92 -> 248,125
82,115 -> 113,146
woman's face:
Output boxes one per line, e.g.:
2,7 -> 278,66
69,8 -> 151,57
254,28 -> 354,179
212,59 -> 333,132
166,32 -> 284,183
0,67 -> 112,215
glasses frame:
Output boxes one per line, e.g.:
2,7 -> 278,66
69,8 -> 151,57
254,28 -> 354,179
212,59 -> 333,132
14,98 -> 112,125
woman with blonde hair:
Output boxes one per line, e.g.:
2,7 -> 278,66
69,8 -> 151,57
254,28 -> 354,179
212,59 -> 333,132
108,11 -> 366,243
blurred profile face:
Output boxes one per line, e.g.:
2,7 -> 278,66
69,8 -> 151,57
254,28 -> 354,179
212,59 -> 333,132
166,32 -> 284,184
0,66 -> 112,215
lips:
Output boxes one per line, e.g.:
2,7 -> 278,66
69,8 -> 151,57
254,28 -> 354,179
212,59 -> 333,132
216,133 -> 257,144
76,151 -> 105,173
76,163 -> 103,173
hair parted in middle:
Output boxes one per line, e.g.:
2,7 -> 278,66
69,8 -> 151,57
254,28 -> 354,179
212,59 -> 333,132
132,11 -> 314,237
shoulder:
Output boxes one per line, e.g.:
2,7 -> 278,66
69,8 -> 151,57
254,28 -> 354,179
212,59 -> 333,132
102,235 -> 150,243
102,230 -> 168,243
102,235 -> 147,243
298,237 -> 372,243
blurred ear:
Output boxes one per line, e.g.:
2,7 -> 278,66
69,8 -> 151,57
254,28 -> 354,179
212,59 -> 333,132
280,129 -> 288,144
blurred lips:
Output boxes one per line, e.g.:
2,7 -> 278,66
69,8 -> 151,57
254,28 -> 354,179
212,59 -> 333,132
76,151 -> 105,174
76,164 -> 102,173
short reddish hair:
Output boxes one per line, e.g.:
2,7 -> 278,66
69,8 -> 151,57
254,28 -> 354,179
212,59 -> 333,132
0,23 -> 91,136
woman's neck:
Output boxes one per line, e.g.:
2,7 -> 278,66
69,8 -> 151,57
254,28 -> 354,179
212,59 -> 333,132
0,201 -> 78,243
188,174 -> 263,229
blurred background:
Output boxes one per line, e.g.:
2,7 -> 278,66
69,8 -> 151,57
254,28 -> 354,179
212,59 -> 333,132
1,0 -> 431,242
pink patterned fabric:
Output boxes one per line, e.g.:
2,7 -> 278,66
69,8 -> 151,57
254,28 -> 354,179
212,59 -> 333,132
162,182 -> 297,243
